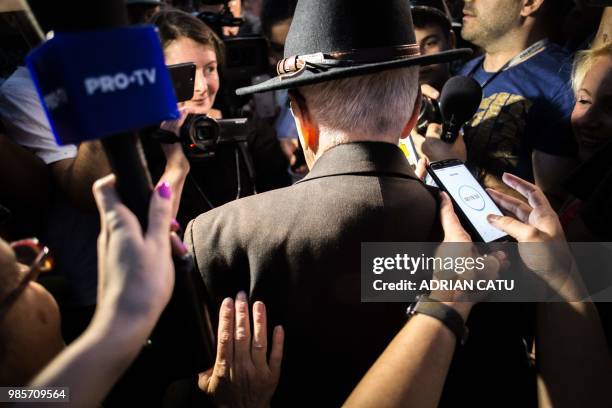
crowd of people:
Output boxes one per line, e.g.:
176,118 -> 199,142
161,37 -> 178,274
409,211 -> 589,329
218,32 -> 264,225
0,0 -> 612,407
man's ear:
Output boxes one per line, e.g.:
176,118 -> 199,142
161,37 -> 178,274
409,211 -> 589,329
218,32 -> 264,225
289,91 -> 319,151
521,0 -> 545,18
401,88 -> 422,139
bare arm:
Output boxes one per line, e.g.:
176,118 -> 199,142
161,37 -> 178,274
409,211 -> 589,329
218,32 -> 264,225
29,175 -> 180,407
474,149 -> 577,210
49,141 -> 111,211
29,312 -> 154,408
488,174 -> 612,408
344,306 -> 469,408
480,149 -> 577,209
159,143 -> 190,219
49,139 -> 188,218
345,191 -> 476,408
535,300 -> 612,408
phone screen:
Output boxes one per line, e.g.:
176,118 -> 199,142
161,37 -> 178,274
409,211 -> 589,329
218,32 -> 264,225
432,163 -> 507,242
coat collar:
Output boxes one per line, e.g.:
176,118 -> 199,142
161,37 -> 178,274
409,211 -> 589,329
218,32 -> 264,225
296,141 -> 420,184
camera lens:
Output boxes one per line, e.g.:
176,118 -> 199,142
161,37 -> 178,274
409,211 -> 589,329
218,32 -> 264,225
417,96 -> 442,134
178,115 -> 220,158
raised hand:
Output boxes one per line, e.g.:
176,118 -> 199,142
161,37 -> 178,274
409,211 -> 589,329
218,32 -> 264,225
199,292 -> 284,408
487,173 -> 581,299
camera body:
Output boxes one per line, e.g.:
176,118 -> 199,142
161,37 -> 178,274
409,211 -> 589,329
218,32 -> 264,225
197,9 -> 243,37
417,95 -> 443,135
179,115 -> 250,159
194,5 -> 269,117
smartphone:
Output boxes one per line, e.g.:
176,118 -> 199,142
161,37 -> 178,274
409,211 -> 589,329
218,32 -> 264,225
427,159 -> 507,242
168,62 -> 195,103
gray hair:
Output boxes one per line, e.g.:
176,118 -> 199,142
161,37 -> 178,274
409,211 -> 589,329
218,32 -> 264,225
298,67 -> 419,144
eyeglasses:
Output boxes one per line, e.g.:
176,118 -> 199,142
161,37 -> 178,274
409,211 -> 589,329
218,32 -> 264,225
0,238 -> 53,320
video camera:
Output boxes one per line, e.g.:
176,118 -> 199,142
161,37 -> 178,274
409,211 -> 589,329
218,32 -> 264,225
179,115 -> 249,159
162,61 -> 253,161
196,0 -> 243,36
194,0 -> 269,116
417,95 -> 442,135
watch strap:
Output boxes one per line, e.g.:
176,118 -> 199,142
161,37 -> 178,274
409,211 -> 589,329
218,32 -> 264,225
407,295 -> 469,345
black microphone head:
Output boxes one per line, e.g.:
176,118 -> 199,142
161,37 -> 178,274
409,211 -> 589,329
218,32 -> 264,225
439,76 -> 482,125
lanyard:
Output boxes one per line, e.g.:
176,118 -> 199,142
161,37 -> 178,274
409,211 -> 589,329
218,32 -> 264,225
467,39 -> 549,90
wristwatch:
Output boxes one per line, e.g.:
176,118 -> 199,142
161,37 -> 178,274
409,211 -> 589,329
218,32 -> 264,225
406,295 -> 469,345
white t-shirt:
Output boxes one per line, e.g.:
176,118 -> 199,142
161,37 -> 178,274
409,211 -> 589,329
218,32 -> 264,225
0,67 -> 97,307
0,66 -> 77,164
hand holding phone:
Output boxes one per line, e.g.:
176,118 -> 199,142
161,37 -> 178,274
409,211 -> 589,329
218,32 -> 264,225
427,159 -> 508,242
168,62 -> 196,103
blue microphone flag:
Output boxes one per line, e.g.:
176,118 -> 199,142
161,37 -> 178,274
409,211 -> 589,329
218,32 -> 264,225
26,25 -> 179,145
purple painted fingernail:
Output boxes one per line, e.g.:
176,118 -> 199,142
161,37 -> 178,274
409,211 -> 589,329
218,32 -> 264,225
171,218 -> 181,231
157,181 -> 172,199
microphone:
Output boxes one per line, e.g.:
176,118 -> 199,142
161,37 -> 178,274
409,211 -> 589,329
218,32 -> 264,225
27,0 -> 179,230
439,76 -> 482,144
28,0 -> 213,376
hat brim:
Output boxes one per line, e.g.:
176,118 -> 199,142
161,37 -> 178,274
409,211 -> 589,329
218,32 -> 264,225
236,48 -> 472,96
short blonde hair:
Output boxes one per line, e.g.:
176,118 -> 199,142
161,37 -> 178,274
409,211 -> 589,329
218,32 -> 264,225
298,67 -> 419,144
572,42 -> 612,95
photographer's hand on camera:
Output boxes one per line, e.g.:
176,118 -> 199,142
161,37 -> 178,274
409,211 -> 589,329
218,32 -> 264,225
421,84 -> 440,101
160,106 -> 195,140
415,123 -> 467,163
159,107 -> 192,218
412,84 -> 467,163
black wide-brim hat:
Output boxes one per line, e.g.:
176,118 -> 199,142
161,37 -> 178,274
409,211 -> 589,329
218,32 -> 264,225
236,0 -> 472,96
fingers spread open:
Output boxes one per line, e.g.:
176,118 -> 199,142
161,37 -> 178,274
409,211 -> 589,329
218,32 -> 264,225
215,297 -> 235,378
487,188 -> 533,223
251,301 -> 268,368
234,291 -> 252,364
